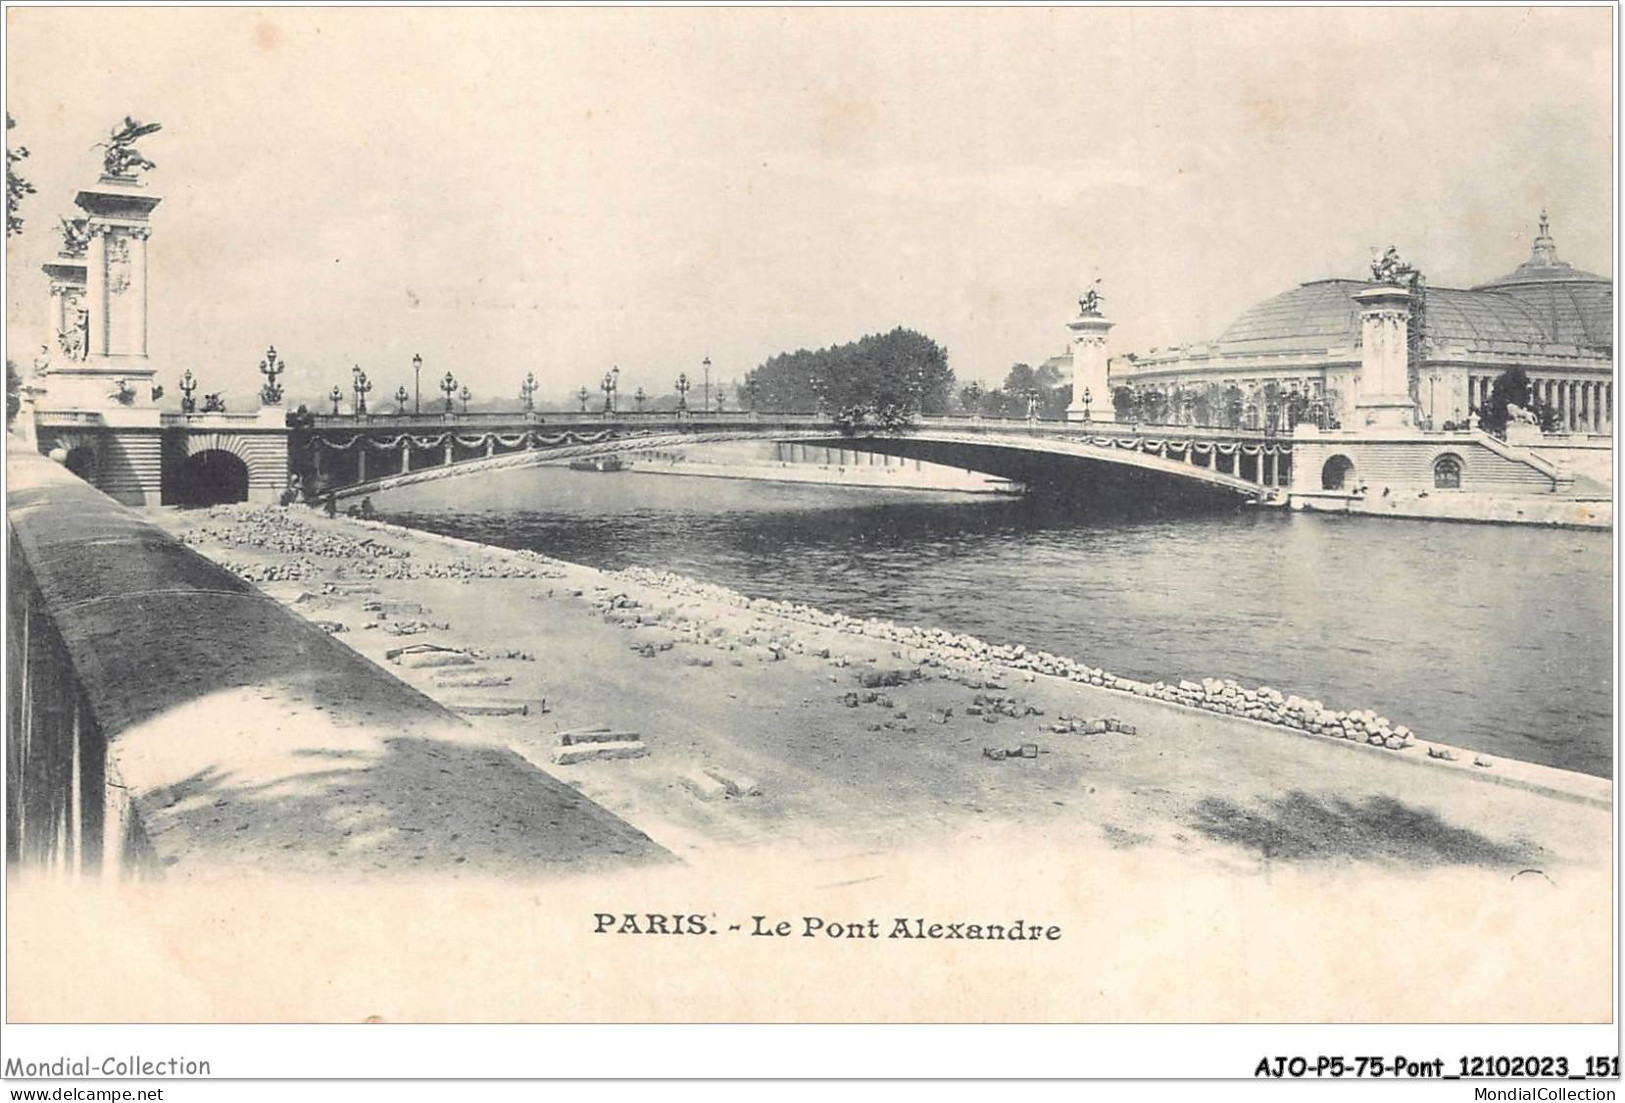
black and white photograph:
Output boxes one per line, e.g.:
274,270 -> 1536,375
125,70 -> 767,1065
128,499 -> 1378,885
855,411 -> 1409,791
1,3 -> 1617,1089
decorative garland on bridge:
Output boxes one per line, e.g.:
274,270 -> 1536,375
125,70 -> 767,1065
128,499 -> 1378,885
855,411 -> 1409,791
309,428 -> 620,454
1086,435 -> 1288,456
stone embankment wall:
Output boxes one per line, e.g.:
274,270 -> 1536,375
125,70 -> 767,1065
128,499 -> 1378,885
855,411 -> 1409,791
32,424 -> 164,507
1290,432 -> 1559,496
5,449 -> 659,876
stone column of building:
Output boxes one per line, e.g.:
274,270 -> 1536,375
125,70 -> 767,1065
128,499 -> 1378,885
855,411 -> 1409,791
1065,302 -> 1115,424
1351,283 -> 1416,430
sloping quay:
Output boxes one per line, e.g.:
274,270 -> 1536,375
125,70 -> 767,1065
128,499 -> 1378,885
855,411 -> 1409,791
5,450 -> 665,876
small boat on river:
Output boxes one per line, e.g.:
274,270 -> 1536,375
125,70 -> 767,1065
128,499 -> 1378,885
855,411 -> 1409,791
568,455 -> 629,473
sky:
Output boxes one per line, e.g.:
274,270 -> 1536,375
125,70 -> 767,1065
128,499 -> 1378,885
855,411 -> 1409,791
4,7 -> 1614,411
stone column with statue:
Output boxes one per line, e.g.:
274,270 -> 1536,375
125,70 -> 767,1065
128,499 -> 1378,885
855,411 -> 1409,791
30,118 -> 167,505
1065,281 -> 1115,424
1351,247 -> 1422,431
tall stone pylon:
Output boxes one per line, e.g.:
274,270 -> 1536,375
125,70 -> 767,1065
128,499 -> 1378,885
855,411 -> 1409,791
33,122 -> 166,504
1351,282 -> 1417,430
1065,287 -> 1114,423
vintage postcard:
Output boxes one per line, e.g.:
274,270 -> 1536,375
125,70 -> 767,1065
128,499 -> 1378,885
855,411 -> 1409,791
2,4 -> 1616,1086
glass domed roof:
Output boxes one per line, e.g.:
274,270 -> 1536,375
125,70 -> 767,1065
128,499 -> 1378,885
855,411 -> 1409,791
1470,214 -> 1612,348
1213,216 -> 1612,355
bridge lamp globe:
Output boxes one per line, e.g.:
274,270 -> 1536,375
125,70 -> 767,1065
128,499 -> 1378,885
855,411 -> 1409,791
413,353 -> 423,414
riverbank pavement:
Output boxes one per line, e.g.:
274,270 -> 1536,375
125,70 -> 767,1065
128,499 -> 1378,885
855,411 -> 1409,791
149,503 -> 1611,876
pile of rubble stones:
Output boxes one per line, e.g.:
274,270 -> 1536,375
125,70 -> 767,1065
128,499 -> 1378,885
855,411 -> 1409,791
612,566 -> 1422,755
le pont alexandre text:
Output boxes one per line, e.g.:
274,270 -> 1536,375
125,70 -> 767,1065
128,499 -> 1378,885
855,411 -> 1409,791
594,912 -> 1063,941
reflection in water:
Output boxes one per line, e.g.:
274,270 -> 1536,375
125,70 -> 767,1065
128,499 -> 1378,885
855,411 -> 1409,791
375,466 -> 1613,777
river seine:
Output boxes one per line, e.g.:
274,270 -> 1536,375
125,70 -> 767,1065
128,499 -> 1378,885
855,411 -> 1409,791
373,466 -> 1613,777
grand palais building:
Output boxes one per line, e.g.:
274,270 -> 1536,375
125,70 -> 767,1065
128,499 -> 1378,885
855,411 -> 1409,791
1105,214 -> 1613,434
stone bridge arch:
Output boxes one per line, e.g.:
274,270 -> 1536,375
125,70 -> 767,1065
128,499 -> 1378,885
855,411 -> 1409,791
316,423 -> 1279,510
161,426 -> 290,504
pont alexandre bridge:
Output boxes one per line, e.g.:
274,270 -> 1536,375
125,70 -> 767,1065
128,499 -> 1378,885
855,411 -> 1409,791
295,412 -> 1294,506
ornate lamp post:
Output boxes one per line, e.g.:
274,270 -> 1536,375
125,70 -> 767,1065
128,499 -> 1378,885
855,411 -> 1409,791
395,385 -> 410,414
675,372 -> 691,414
329,385 -> 343,415
634,386 -> 647,413
440,371 -> 458,413
179,369 -> 198,414
577,386 -> 590,413
258,345 -> 285,405
459,385 -> 471,415
521,371 -> 538,411
715,390 -> 727,414
612,365 -> 620,412
702,356 -> 712,413
600,369 -> 617,414
412,353 -> 423,415
353,368 -> 371,416
1082,387 -> 1092,422
1025,388 -> 1039,421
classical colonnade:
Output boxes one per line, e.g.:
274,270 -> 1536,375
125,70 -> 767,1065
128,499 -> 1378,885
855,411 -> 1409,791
1467,374 -> 1612,434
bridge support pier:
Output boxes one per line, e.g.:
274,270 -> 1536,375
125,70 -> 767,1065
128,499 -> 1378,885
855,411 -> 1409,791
400,441 -> 410,474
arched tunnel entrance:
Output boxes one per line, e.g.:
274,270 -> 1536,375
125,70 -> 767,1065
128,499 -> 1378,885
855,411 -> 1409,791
63,445 -> 97,483
169,449 -> 250,507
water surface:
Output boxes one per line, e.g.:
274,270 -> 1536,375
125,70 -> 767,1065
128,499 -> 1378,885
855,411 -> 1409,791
374,466 -> 1613,777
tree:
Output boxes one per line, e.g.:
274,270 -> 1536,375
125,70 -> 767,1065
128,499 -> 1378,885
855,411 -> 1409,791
1480,367 -> 1558,436
6,360 -> 20,423
1221,385 -> 1245,428
1283,390 -> 1310,428
1191,386 -> 1214,426
995,361 -> 1069,420
7,114 -> 35,237
958,381 -> 984,414
1111,386 -> 1136,421
741,327 -> 954,417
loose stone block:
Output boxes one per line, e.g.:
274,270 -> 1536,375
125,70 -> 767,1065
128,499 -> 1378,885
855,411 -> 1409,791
433,671 -> 513,688
703,767 -> 763,797
557,729 -> 641,746
552,740 -> 649,765
364,599 -> 426,615
680,769 -> 728,800
401,651 -> 476,669
446,699 -> 530,716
